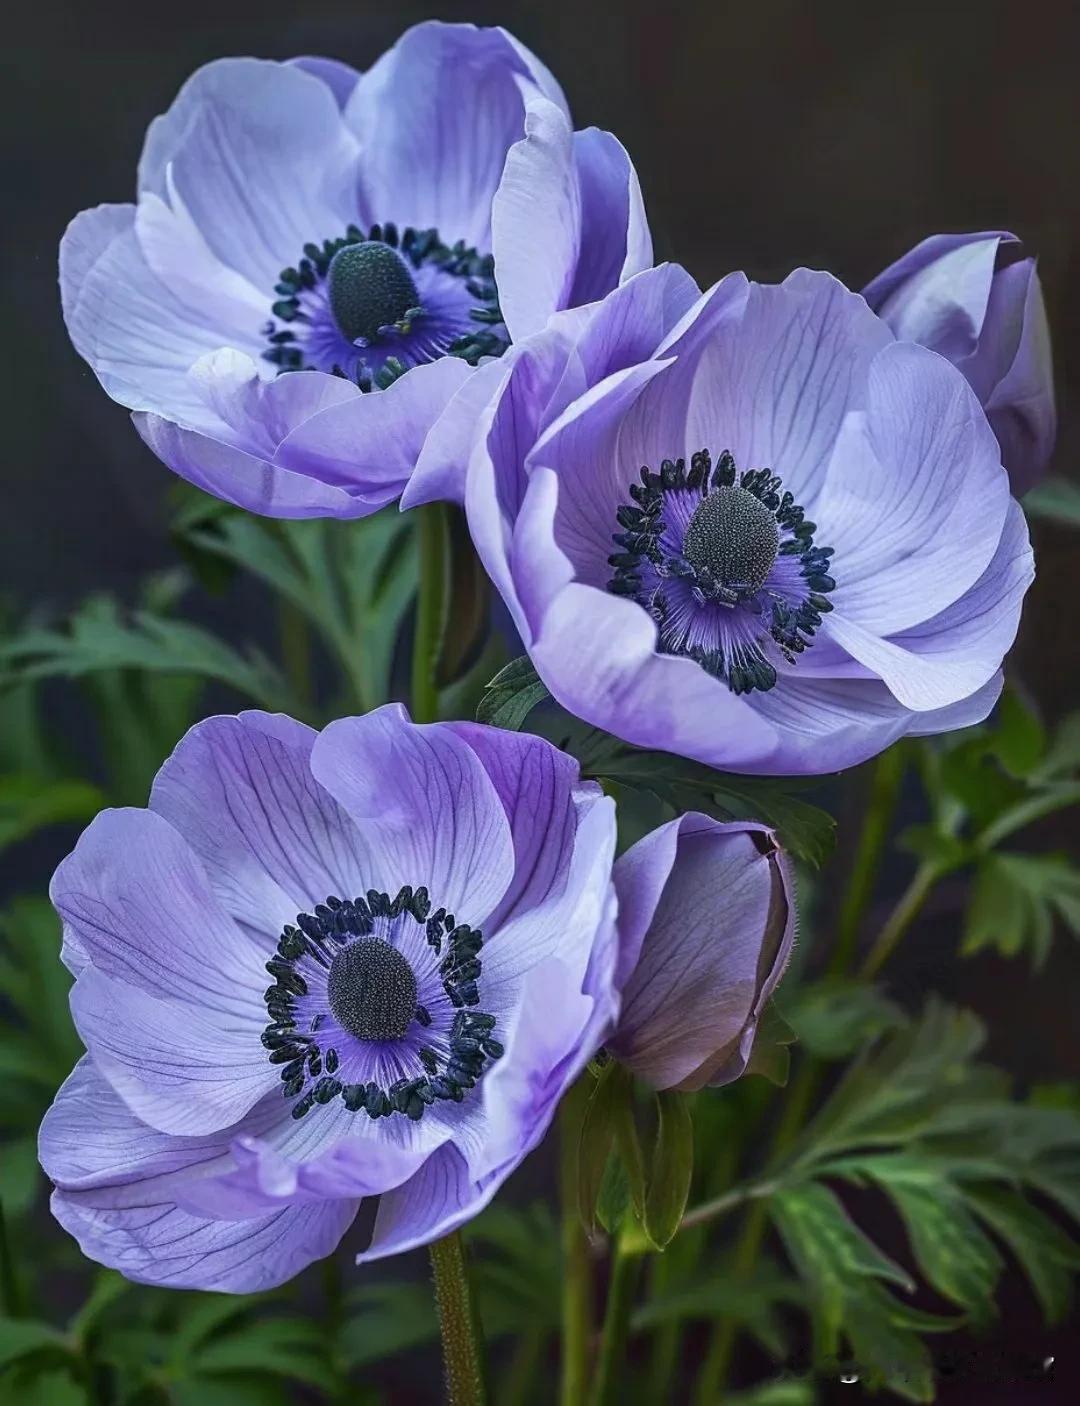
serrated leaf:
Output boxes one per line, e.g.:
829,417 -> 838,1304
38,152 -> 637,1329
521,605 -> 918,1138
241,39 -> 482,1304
0,599 -> 294,715
782,981 -> 904,1061
769,1183 -> 913,1362
966,1183 -> 1080,1322
191,1317 -> 335,1390
963,852 -> 1080,967
574,744 -> 835,866
475,656 -> 550,731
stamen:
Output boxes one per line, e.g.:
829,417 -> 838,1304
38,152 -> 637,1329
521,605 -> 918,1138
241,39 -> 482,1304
261,890 -> 500,1122
605,448 -> 836,694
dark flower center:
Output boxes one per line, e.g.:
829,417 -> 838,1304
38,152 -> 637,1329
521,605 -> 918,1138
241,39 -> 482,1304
260,888 -> 503,1123
327,937 -> 418,1041
606,449 -> 836,695
326,241 -> 422,344
263,222 -> 509,392
682,486 -> 780,593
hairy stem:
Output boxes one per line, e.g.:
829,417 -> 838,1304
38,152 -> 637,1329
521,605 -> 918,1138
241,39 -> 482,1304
559,1081 -> 593,1406
411,501 -> 447,725
429,1231 -> 488,1406
589,1237 -> 641,1406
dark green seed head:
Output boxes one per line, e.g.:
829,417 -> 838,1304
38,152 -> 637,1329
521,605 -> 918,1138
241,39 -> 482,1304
327,241 -> 421,343
683,487 -> 780,592
328,938 -> 418,1042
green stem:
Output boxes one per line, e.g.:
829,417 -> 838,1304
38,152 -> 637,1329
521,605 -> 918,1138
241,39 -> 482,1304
830,746 -> 906,975
0,1199 -> 22,1317
559,1081 -> 592,1406
691,1083 -> 811,1405
429,1231 -> 488,1406
278,597 -> 312,710
858,861 -> 939,981
588,1238 -> 641,1406
411,502 -> 447,724
693,741 -> 915,1402
501,1329 -> 544,1406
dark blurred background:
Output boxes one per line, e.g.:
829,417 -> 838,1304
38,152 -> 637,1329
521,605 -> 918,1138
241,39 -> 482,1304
4,1 -> 1079,1400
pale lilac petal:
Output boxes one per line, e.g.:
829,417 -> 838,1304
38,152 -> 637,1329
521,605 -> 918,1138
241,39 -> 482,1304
529,583 -> 779,770
138,59 -> 360,287
611,817 -> 793,1090
150,713 -> 370,941
274,356 -> 473,509
309,708 -> 515,927
400,357 -> 511,510
290,55 -> 362,109
677,270 -> 893,507
345,23 -> 560,249
50,807 -> 266,1011
61,218 -> 249,421
569,127 -> 653,306
70,969 -> 273,1136
133,413 -> 375,519
821,343 -> 1010,634
360,1144 -> 498,1263
986,265 -> 1056,494
492,98 -> 581,341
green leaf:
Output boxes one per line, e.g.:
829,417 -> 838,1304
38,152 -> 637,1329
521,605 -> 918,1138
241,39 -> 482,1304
190,1317 -> 335,1390
0,1138 -> 40,1217
991,691 -> 1047,777
0,1318 -> 68,1370
573,743 -> 835,866
576,1063 -> 644,1233
435,506 -> 492,688
831,1157 -> 1002,1322
0,898 -> 81,1107
966,1183 -> 1080,1322
769,1183 -> 913,1359
475,656 -> 550,731
343,1283 -> 437,1368
963,853 -> 1080,967
0,775 -> 105,853
644,1091 -> 694,1249
467,1202 -> 562,1337
1023,475 -> 1080,527
0,595 -> 294,715
745,1003 -> 797,1086
782,980 -> 904,1061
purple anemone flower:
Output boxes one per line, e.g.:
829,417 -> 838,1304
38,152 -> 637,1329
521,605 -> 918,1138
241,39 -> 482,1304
864,232 -> 1055,496
451,262 -> 1034,775
60,22 -> 651,519
610,816 -> 794,1090
38,707 -> 617,1290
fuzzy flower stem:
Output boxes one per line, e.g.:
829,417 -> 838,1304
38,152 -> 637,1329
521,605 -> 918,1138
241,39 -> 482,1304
411,502 -> 447,725
429,1231 -> 488,1406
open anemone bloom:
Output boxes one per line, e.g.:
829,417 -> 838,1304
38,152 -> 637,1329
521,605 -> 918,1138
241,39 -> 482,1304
864,232 -> 1055,496
610,816 -> 794,1090
60,22 -> 650,519
38,708 -> 617,1290
455,262 -> 1034,775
